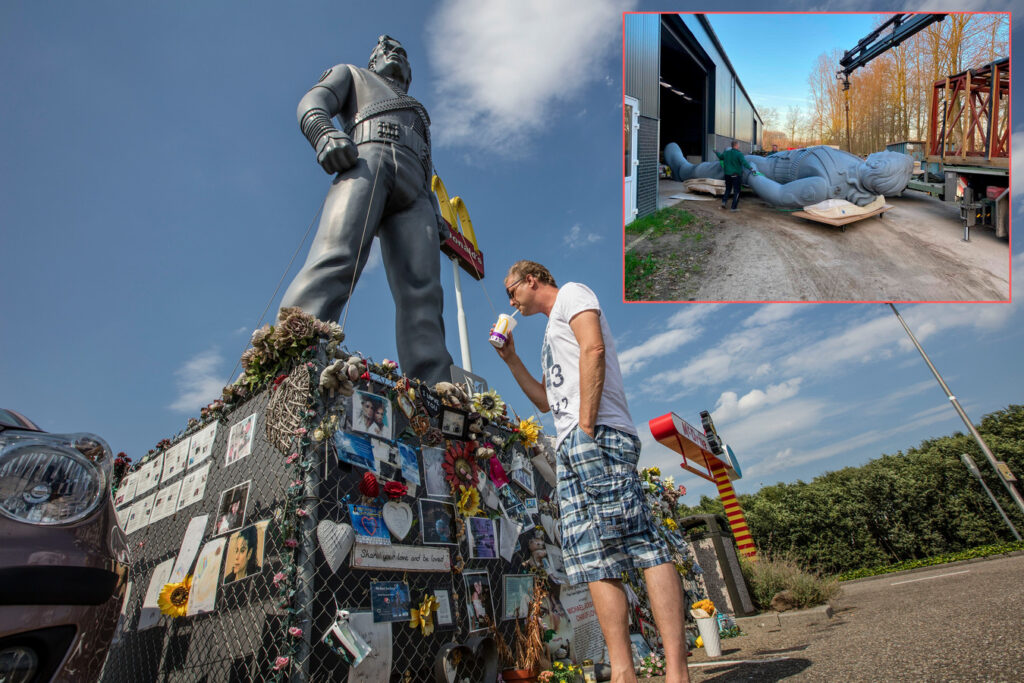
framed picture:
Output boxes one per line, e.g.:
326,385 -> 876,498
222,520 -> 269,584
502,574 -> 535,621
467,516 -> 498,559
422,446 -> 451,499
419,499 -> 456,545
440,407 -> 468,439
433,589 -> 454,627
335,431 -> 376,470
509,461 -> 535,495
214,481 -> 250,536
462,570 -> 496,632
395,391 -> 417,421
370,580 -> 411,623
225,413 -> 257,466
348,504 -> 391,545
352,390 -> 393,440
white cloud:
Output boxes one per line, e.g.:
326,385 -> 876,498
364,239 -> 382,273
563,224 -> 602,249
427,0 -> 638,153
170,348 -> 225,412
742,304 -> 810,327
619,304 -> 721,375
712,377 -> 803,423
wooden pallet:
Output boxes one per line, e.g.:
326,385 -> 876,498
791,204 -> 894,231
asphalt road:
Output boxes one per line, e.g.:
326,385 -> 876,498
674,554 -> 1024,682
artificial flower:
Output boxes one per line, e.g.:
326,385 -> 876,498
518,416 -> 541,448
157,575 -> 192,618
284,538 -> 299,549
273,656 -> 290,671
273,572 -> 287,587
471,389 -> 505,420
663,517 -> 678,531
288,626 -> 303,638
409,594 -> 439,636
442,442 -> 481,488
383,480 -> 408,500
457,485 -> 481,517
649,466 -> 661,477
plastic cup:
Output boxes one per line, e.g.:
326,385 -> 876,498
489,313 -> 518,348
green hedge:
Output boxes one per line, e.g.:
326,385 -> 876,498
836,540 -> 1024,581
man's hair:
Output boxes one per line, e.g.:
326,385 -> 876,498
507,260 -> 556,287
731,140 -> 740,148
368,34 -> 411,86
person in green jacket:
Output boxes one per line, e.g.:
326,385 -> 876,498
717,140 -> 753,211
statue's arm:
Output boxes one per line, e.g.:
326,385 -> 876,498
747,174 -> 829,209
297,65 -> 357,175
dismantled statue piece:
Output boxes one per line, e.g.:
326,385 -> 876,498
281,35 -> 454,384
664,143 -> 913,209
804,195 -> 885,219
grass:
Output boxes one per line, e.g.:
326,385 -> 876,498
625,206 -> 696,237
625,252 -> 658,299
834,540 -> 1024,582
740,555 -> 841,611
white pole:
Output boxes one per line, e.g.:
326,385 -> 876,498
452,258 -> 472,372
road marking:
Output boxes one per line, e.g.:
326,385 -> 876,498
690,656 -> 793,668
890,569 -> 970,586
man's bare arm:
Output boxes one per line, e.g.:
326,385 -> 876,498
569,309 -> 604,437
493,332 -> 548,413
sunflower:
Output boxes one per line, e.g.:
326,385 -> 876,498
158,575 -> 192,618
457,485 -> 481,517
518,416 -> 541,448
471,389 -> 505,421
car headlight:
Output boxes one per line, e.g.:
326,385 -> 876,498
0,434 -> 107,525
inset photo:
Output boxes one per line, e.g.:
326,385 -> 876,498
215,481 -> 250,536
623,12 -> 1009,303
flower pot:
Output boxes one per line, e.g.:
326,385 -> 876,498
502,667 -> 538,683
695,616 -> 722,657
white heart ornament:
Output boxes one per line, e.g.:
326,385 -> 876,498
382,500 -> 413,541
317,520 -> 355,573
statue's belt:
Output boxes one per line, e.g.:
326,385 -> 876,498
349,116 -> 431,176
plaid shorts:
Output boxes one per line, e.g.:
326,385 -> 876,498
555,425 -> 672,584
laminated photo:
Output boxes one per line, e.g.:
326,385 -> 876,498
187,537 -> 226,616
225,413 -> 257,466
397,441 -> 421,485
352,390 -> 393,440
187,421 -> 218,468
161,437 -> 190,481
215,481 -> 250,536
419,499 -> 456,545
503,574 -> 535,621
370,580 -> 411,623
462,570 -> 495,632
177,463 -> 210,511
335,431 -> 376,471
421,446 -> 450,499
222,520 -> 269,584
349,504 -> 391,545
467,516 -> 498,559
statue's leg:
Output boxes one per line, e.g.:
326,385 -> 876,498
378,190 -> 454,384
280,144 -> 394,322
664,143 -> 724,181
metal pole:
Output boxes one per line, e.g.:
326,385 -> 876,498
960,453 -> 1021,540
451,259 -> 472,372
889,303 -> 1024,519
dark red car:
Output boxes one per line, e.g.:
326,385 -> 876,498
0,409 -> 130,682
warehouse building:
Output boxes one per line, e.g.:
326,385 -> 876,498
625,13 -> 764,223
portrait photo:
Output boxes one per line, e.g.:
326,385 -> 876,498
222,520 -> 269,584
421,446 -> 451,499
462,570 -> 495,632
351,390 -> 393,440
503,574 -> 535,621
370,580 -> 411,623
440,407 -> 467,439
419,499 -> 456,545
215,481 -> 250,536
335,430 -> 376,471
225,413 -> 257,466
467,516 -> 498,559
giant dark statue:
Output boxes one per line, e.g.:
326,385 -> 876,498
664,142 -> 914,209
281,35 -> 454,383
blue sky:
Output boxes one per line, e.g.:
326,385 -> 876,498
2,0 -> 1020,504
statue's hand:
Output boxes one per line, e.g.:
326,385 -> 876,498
316,131 -> 358,174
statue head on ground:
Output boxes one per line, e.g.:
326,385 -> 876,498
855,151 -> 914,198
368,34 -> 411,91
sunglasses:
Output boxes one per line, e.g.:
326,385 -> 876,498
505,278 -> 525,300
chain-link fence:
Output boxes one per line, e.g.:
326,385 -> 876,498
101,347 -> 710,682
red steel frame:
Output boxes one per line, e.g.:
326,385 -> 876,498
927,57 -> 1010,167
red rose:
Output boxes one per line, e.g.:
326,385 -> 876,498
383,481 -> 408,499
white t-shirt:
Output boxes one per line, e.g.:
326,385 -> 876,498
541,283 -> 636,447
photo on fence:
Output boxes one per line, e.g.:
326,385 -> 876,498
225,412 -> 257,466
370,580 -> 411,623
397,441 -> 421,486
440,407 -> 468,439
351,390 -> 393,440
187,421 -> 217,468
462,570 -> 496,632
502,574 -> 535,621
214,481 -> 250,536
335,430 -> 376,471
433,589 -> 454,627
161,438 -> 190,481
222,520 -> 269,584
177,462 -> 210,511
419,499 -> 456,545
348,504 -> 391,545
467,516 -> 498,559
509,460 -> 535,495
114,473 -> 137,507
187,538 -> 226,616
422,446 -> 451,499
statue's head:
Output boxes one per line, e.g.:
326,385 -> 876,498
856,151 -> 913,196
368,34 -> 412,91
